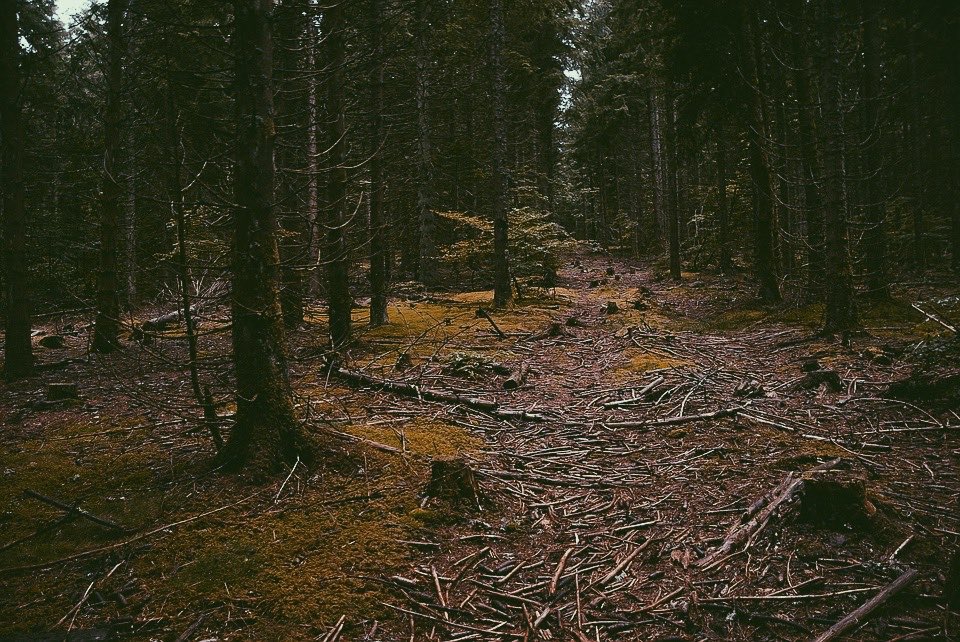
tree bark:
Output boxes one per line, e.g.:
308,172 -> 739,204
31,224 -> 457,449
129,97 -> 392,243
0,0 -> 33,380
819,0 -> 859,334
368,0 -> 388,326
489,0 -> 512,308
741,2 -> 781,302
415,0 -> 438,288
223,0 -> 306,471
93,0 -> 128,353
715,129 -> 732,273
790,0 -> 825,301
665,93 -> 681,280
323,0 -> 351,349
305,11 -> 321,298
861,1 -> 888,298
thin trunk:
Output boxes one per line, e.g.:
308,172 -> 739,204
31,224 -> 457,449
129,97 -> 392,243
0,0 -> 33,380
649,82 -> 665,246
123,129 -> 137,306
741,3 -> 781,302
167,88 -> 223,452
716,130 -> 732,273
93,0 -> 128,352
368,0 -> 388,326
861,1 -> 888,297
665,94 -> 681,280
223,0 -> 306,471
820,0 -> 859,334
790,1 -> 825,301
951,6 -> 960,273
489,0 -> 512,307
305,14 -> 321,298
908,27 -> 925,273
324,0 -> 351,348
415,0 -> 437,287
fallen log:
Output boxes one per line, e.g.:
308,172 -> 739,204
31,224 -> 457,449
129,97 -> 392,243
811,568 -> 919,642
503,363 -> 530,390
696,458 -> 843,568
330,365 -> 499,411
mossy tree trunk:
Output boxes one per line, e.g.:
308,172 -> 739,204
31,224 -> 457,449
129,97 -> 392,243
223,0 -> 306,471
93,0 -> 128,353
0,0 -> 33,380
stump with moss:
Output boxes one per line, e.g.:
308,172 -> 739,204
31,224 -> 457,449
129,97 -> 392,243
425,456 -> 483,507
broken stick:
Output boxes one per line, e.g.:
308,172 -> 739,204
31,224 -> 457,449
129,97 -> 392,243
24,489 -> 126,532
811,568 -> 919,642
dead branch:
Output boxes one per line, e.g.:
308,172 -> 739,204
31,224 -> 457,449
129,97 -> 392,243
811,568 -> 919,642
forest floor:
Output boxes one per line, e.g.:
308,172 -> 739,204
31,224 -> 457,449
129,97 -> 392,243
1,246 -> 959,641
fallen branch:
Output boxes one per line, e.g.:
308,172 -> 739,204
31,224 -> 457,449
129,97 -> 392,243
476,307 -> 506,339
330,365 -> 498,411
602,405 -> 744,430
696,459 -> 842,568
24,489 -> 127,532
911,303 -> 957,334
812,568 -> 919,642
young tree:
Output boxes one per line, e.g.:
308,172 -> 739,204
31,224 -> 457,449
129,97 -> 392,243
92,0 -> 128,352
223,0 -> 307,470
1,0 -> 33,380
488,0 -> 512,307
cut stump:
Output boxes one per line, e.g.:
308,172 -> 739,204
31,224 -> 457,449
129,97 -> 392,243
425,457 -> 483,507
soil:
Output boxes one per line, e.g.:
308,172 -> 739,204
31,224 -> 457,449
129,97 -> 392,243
1,247 -> 958,641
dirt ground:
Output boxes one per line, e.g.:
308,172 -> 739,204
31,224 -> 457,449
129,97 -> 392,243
1,247 -> 958,641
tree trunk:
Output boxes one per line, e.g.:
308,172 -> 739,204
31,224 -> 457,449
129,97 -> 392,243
305,12 -> 321,298
861,1 -> 888,298
741,3 -> 781,302
715,129 -> 732,273
908,26 -> 925,273
415,0 -> 438,288
819,0 -> 859,334
489,0 -> 512,308
368,0 -> 388,326
323,0 -> 351,349
790,0 -> 825,302
665,92 -> 681,280
93,0 -> 128,353
166,88 -> 224,452
0,0 -> 33,380
649,82 -> 666,247
223,0 -> 306,471
123,129 -> 137,306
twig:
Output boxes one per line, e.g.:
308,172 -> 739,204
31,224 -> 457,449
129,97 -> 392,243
811,568 -> 919,642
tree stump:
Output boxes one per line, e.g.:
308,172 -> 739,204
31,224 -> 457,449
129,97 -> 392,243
946,549 -> 960,610
793,369 -> 843,392
47,382 -> 79,401
605,301 -> 620,315
503,363 -> 530,390
799,469 -> 872,527
425,457 -> 483,506
38,335 -> 66,349
606,266 -> 615,276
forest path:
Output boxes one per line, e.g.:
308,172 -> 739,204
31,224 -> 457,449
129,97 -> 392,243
376,249 -> 957,641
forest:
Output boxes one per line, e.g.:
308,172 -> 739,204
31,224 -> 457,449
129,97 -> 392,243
1,0 -> 959,639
